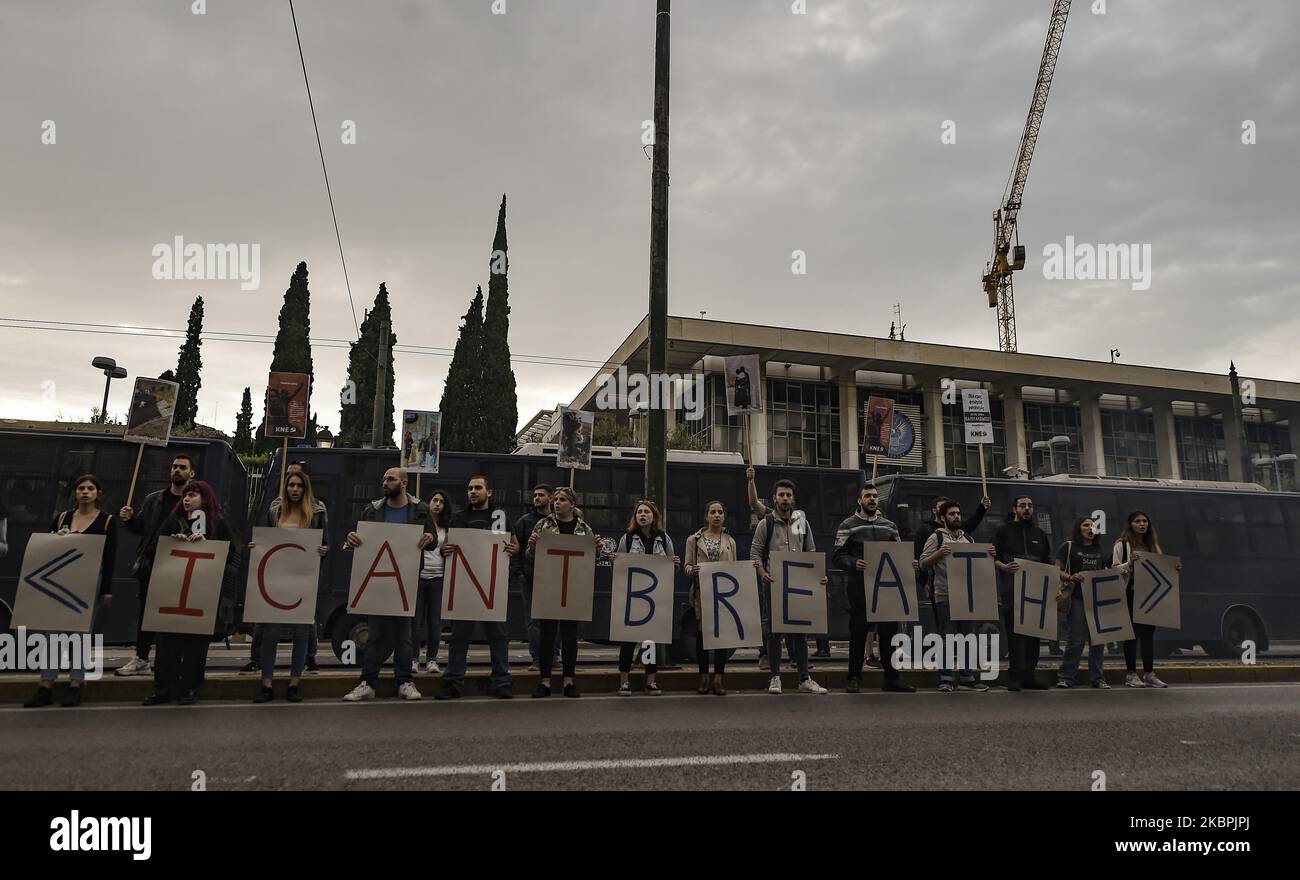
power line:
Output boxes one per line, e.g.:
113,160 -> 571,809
0,318 -> 621,371
288,0 -> 360,342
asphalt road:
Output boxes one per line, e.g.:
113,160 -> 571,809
2,683 -> 1297,790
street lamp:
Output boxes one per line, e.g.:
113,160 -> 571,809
1031,435 -> 1072,477
316,427 -> 335,449
90,357 -> 127,424
1252,453 -> 1297,491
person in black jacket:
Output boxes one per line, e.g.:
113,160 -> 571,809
436,474 -> 514,700
508,484 -> 554,670
24,475 -> 118,708
341,468 -> 436,702
831,484 -> 916,694
992,494 -> 1053,690
142,480 -> 240,706
116,452 -> 195,676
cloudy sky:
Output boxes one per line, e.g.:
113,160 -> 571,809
2,0 -> 1297,437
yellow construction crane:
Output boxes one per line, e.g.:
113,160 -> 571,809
982,0 -> 1072,352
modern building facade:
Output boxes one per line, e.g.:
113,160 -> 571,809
559,316 -> 1300,491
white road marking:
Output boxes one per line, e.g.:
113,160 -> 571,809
0,681 -> 1296,713
344,752 -> 839,780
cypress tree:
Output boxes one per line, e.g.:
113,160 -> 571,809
258,262 -> 315,451
233,387 -> 254,454
173,296 -> 204,427
480,194 -> 518,452
438,287 -> 485,451
339,284 -> 398,448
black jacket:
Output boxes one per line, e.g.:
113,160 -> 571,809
511,508 -> 548,579
123,486 -> 184,577
52,509 -> 118,597
451,506 -> 495,532
992,518 -> 1052,595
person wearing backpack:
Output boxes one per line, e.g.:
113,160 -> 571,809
1113,511 -> 1181,689
1054,516 -> 1110,689
751,479 -> 830,695
920,501 -> 995,693
614,500 -> 678,696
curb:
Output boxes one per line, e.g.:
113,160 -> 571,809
3,664 -> 1297,704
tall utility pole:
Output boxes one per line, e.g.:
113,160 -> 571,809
645,0 -> 670,509
1228,362 -> 1252,481
369,320 -> 389,449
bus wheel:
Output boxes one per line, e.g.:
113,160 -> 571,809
331,614 -> 369,665
1205,608 -> 1266,659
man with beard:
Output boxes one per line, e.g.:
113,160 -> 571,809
993,494 -> 1053,690
115,453 -> 195,676
832,484 -> 917,694
506,484 -> 556,670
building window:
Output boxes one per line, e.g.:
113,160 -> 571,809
1023,403 -> 1083,476
1101,409 -> 1158,478
1175,416 -> 1226,482
675,375 -> 745,453
1246,421 -> 1295,490
768,379 -> 840,468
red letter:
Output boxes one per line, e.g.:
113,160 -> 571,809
159,548 -> 216,617
258,543 -> 305,611
350,541 -> 410,612
545,547 -> 584,607
446,543 -> 501,611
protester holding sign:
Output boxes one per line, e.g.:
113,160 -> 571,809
684,502 -> 737,695
920,501 -> 993,692
249,471 -> 328,703
832,485 -> 915,694
414,489 -> 453,674
745,465 -> 816,666
613,500 -> 678,696
437,475 -> 513,700
752,479 -> 829,695
1054,516 -> 1111,689
912,493 -> 991,627
509,484 -> 555,671
23,475 -> 118,708
341,468 -> 435,702
1113,511 -> 1181,689
143,480 -> 238,706
992,495 -> 1052,690
116,453 -> 195,677
524,487 -> 600,698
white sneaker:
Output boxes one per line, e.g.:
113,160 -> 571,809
1124,672 -> 1145,688
398,682 -> 422,701
767,675 -> 783,694
115,657 -> 150,676
798,678 -> 828,695
426,660 -> 441,675
343,682 -> 376,702
1143,672 -> 1168,689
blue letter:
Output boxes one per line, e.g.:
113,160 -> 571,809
952,550 -> 985,614
1089,573 -> 1124,634
871,551 -> 910,616
1019,569 -> 1050,630
711,571 -> 743,639
623,566 -> 657,627
780,559 -> 814,627
1138,561 -> 1173,614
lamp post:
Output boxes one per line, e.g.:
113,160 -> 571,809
90,357 -> 127,424
1031,435 -> 1072,477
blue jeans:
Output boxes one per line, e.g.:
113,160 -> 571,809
444,620 -> 511,688
39,610 -> 99,684
518,574 -> 557,664
934,600 -> 976,685
361,615 -> 414,686
258,622 -> 311,679
1058,592 -> 1106,684
758,580 -> 810,677
413,577 -> 444,664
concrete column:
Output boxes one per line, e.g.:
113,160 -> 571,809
1149,399 -> 1181,480
1079,394 -> 1106,476
838,382 -> 859,470
922,383 -> 946,476
1222,405 -> 1246,482
998,385 -> 1028,476
749,407 -> 769,466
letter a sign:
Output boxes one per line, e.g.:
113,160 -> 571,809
348,522 -> 422,617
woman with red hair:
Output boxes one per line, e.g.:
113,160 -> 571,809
142,480 -> 240,706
